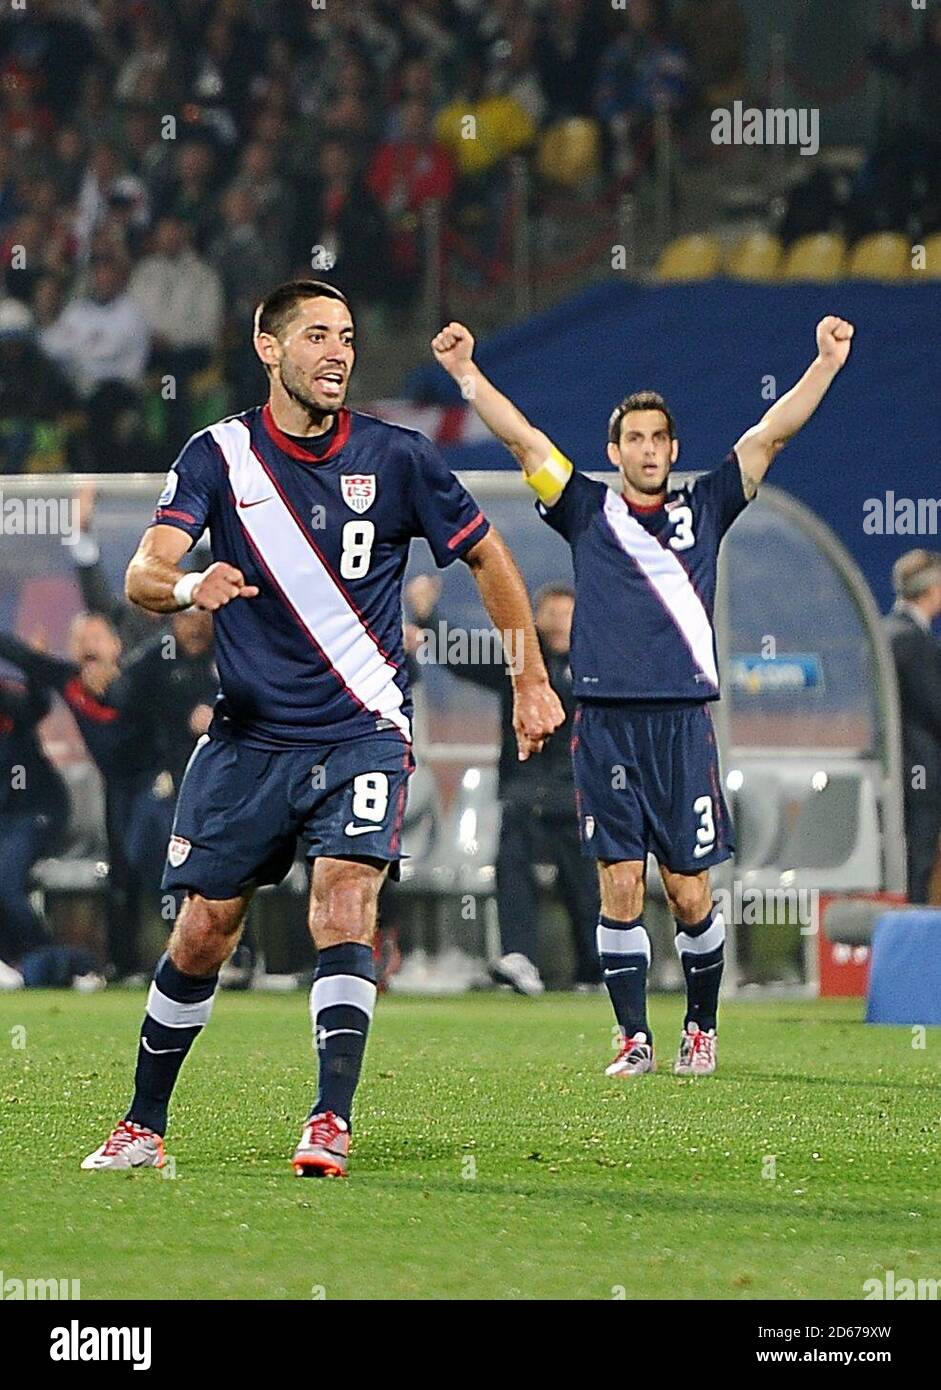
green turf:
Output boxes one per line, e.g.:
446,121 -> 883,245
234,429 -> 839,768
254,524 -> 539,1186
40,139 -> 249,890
1,990 -> 939,1300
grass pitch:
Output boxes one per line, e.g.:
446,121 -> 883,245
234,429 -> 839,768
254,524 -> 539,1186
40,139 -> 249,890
1,990 -> 938,1301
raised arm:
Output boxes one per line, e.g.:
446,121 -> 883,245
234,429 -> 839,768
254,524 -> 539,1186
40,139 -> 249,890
432,321 -> 571,504
125,525 -> 259,614
735,315 -> 854,490
461,529 -> 564,760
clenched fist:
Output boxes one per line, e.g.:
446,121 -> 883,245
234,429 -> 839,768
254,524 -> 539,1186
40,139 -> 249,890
192,562 -> 259,612
512,678 -> 566,761
816,315 -> 854,371
432,322 -> 475,379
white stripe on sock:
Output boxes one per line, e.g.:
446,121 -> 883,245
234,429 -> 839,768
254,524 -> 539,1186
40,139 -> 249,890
309,973 -> 377,1023
146,981 -> 216,1029
596,923 -> 651,960
675,911 -> 726,957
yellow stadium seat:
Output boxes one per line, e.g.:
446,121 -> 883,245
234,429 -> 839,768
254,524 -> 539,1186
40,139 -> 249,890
725,230 -> 783,282
536,118 -> 602,189
917,232 -> 941,279
655,234 -> 722,282
846,232 -> 911,281
779,232 -> 846,282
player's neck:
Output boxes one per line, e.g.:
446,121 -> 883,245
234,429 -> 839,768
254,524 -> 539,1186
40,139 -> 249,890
621,482 -> 667,512
267,390 -> 336,439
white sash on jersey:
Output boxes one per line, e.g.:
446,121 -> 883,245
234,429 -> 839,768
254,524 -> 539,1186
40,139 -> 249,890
602,490 -> 719,689
209,418 -> 411,741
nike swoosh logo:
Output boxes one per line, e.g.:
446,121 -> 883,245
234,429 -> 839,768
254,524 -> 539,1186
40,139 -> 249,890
344,822 -> 381,837
141,1036 -> 185,1055
603,967 -> 638,977
688,962 -> 722,976
238,497 -> 273,509
318,1028 -> 364,1041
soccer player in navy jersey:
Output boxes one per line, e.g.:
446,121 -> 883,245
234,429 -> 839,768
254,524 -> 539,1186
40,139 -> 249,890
432,314 -> 854,1077
82,280 -> 563,1176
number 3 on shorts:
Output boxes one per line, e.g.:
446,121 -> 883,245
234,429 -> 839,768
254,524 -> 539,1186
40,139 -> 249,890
692,794 -> 716,859
351,772 -> 389,823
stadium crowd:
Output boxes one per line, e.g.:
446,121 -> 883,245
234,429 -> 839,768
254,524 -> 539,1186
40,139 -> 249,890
0,0 -> 747,473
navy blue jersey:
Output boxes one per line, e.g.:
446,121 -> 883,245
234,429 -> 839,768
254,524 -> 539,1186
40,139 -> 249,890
150,405 -> 489,748
537,453 -> 751,702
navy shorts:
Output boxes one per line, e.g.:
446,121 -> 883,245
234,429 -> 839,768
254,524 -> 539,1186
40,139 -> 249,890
571,700 -> 733,872
162,731 -> 414,899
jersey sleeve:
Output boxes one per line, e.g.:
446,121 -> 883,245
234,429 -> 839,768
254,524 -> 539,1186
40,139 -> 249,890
408,434 -> 490,567
149,431 -> 220,545
535,468 -> 606,542
690,451 -> 752,537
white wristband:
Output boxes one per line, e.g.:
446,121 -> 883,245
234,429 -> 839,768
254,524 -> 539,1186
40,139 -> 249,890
172,572 -> 202,610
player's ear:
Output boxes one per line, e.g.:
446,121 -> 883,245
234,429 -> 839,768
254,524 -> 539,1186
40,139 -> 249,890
606,441 -> 621,470
254,332 -> 280,371
670,437 -> 680,466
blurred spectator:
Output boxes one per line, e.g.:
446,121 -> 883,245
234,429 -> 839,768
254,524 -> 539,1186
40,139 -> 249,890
0,297 -> 77,473
674,0 -> 747,107
41,254 -> 149,400
151,138 -> 220,249
0,672 -> 70,966
884,551 -> 941,905
40,254 -> 150,471
436,56 -> 536,178
487,14 -> 549,127
129,216 -> 223,449
869,8 -> 941,147
297,137 -> 391,308
536,0 -> 600,119
407,574 -> 601,993
208,186 -> 271,408
367,98 -> 457,299
229,140 -> 294,255
593,0 -> 691,181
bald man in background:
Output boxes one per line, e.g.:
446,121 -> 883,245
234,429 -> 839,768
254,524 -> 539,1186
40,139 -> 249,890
883,550 -> 941,903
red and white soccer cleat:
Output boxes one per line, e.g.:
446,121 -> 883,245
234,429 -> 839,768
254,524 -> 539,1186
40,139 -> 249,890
674,1022 -> 717,1075
81,1120 -> 165,1170
292,1111 -> 350,1178
604,1033 -> 655,1077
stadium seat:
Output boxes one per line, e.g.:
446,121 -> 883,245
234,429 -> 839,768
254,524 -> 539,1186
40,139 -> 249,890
536,117 -> 602,189
919,231 -> 941,278
779,232 -> 847,282
724,230 -> 784,282
845,232 -> 911,282
654,234 -> 723,282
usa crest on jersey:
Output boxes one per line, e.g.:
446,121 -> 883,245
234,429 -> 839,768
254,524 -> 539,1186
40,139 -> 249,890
341,474 -> 376,514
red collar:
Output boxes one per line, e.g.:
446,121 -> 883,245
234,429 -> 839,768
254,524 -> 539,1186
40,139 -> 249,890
261,402 -> 351,462
623,492 -> 666,514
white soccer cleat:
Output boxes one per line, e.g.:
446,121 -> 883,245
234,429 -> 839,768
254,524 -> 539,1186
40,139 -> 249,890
489,952 -> 545,996
674,1023 -> 717,1075
81,1120 -> 165,1170
605,1033 -> 655,1077
0,960 -> 25,991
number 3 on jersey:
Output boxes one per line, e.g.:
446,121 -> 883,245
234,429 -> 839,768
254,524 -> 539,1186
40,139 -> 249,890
340,520 -> 375,578
668,505 -> 695,551
692,794 -> 716,858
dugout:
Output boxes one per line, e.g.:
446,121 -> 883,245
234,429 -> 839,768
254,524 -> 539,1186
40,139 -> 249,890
0,472 -> 906,989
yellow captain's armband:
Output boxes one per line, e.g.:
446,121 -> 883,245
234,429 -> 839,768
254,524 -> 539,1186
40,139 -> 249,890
525,446 -> 573,503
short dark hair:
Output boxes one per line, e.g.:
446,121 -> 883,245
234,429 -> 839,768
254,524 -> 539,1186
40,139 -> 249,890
254,279 -> 350,342
533,582 -> 575,609
608,390 -> 676,444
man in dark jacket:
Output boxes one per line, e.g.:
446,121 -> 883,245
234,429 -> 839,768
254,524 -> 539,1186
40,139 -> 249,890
407,575 -> 601,993
883,550 -> 941,903
0,674 -> 70,964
